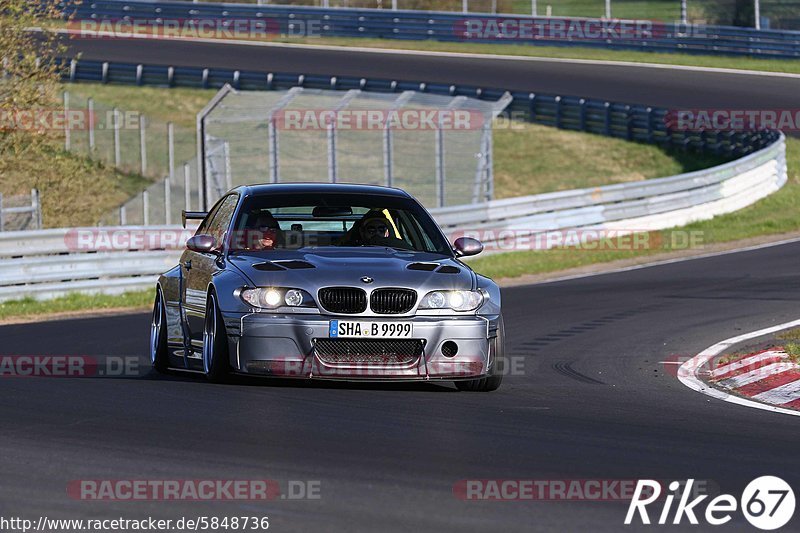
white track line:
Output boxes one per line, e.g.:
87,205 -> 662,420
709,350 -> 785,379
56,28 -> 800,80
753,379 -> 800,405
678,319 -> 800,417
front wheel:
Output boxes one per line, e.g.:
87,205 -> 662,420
455,316 -> 505,392
150,287 -> 169,373
203,292 -> 230,383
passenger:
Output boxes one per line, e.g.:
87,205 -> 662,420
247,211 -> 284,250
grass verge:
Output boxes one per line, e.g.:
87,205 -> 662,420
0,132 -> 153,228
0,290 -> 153,322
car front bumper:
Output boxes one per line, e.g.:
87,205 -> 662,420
227,312 -> 495,381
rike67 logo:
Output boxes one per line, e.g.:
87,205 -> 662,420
625,477 -> 795,530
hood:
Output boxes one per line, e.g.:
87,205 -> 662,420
227,247 -> 475,293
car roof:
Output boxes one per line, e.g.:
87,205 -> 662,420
235,183 -> 413,198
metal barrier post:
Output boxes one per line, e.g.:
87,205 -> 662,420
0,193 -> 4,232
532,0 -> 537,16
605,0 -> 611,19
143,190 -> 150,226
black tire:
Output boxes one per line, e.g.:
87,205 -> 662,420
455,317 -> 505,392
150,287 -> 170,373
203,292 -> 230,383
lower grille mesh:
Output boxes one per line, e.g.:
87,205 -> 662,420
315,339 -> 423,365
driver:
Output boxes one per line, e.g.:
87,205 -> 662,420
339,210 -> 412,250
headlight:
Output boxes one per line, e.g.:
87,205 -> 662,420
240,287 -> 314,309
419,290 -> 484,312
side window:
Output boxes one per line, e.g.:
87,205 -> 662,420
199,195 -> 239,247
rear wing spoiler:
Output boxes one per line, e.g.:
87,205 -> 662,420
182,210 -> 208,228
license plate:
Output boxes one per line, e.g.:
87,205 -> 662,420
329,320 -> 413,338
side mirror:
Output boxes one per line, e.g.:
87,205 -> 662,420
186,234 -> 218,254
453,237 -> 484,257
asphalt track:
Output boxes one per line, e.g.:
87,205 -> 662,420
65,37 -> 800,109
2,36 -> 797,531
2,242 -> 800,531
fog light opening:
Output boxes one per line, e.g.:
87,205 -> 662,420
441,341 -> 458,358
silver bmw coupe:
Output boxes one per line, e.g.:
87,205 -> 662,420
150,183 -> 504,391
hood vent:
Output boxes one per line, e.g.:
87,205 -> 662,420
407,263 -> 439,271
274,260 -> 315,269
253,262 -> 286,271
436,265 -> 461,274
252,260 -> 315,271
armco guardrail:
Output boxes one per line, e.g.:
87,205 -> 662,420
433,133 -> 787,246
0,133 -> 785,301
63,58 -> 777,159
0,226 -> 186,301
68,0 -> 800,58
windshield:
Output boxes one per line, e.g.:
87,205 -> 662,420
229,192 -> 453,255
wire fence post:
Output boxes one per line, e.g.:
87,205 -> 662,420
143,189 -> 149,226
87,97 -> 95,152
184,163 -> 192,211
31,188 -> 42,229
0,193 -> 4,232
327,120 -> 337,183
120,205 -> 127,225
139,114 -> 148,175
63,91 -> 71,151
755,0 -> 761,29
605,0 -> 611,19
113,107 -> 121,167
462,0 -> 468,13
223,141 -> 233,190
681,0 -> 688,24
269,117 -> 280,183
167,122 -> 175,184
435,116 -> 445,208
531,0 -> 537,16
164,176 -> 171,226
383,124 -> 393,188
